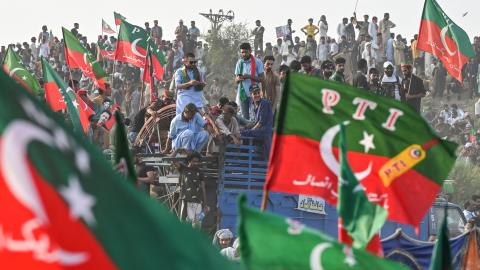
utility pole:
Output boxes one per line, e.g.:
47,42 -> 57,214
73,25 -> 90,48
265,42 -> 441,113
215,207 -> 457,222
199,9 -> 235,33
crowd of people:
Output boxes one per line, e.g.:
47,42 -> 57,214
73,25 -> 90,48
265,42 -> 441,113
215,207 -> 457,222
2,12 -> 480,249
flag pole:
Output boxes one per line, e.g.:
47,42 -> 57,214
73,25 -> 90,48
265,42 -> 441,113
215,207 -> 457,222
353,0 -> 360,13
260,189 -> 269,211
139,43 -> 149,112
62,29 -> 75,90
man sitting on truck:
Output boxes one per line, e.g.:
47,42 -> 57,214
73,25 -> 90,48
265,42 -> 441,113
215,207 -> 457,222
240,84 -> 273,159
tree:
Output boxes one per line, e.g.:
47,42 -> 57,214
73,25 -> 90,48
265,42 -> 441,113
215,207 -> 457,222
204,22 -> 251,99
447,160 -> 480,204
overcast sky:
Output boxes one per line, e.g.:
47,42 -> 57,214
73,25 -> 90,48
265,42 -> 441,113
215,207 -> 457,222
1,0 -> 478,46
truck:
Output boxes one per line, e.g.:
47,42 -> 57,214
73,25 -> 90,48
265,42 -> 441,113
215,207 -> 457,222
217,139 -> 466,241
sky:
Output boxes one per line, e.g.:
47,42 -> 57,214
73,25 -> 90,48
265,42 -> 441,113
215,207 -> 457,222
0,0 -> 479,46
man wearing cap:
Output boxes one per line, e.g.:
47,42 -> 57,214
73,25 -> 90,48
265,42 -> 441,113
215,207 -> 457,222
165,103 -> 209,154
401,64 -> 426,113
329,57 -> 346,83
241,85 -> 273,159
175,52 -> 206,115
381,61 -> 403,101
235,42 -> 265,120
252,20 -> 265,55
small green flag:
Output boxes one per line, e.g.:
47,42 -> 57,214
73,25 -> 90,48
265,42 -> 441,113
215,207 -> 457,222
238,194 -> 408,270
338,124 -> 387,249
113,110 -> 136,183
2,47 -> 40,94
429,209 -> 453,270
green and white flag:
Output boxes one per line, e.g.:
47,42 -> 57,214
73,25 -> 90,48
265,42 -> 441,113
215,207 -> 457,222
2,47 -> 40,94
238,194 -> 408,270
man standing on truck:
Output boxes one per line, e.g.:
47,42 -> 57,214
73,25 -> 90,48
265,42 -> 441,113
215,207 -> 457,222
175,152 -> 209,228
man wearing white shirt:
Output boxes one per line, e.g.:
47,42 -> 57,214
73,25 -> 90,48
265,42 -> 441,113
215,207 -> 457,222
316,36 -> 329,62
318,15 -> 328,39
369,16 -> 379,42
337,18 -> 348,42
38,36 -> 50,59
329,39 -> 339,58
30,37 -> 38,63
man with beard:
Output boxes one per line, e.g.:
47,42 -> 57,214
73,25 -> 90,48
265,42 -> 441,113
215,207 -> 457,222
329,57 -> 346,83
175,52 -> 206,115
235,42 -> 264,120
381,61 -> 403,101
401,64 -> 426,113
320,60 -> 334,80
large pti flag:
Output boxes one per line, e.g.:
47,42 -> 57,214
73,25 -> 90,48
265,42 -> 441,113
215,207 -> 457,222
265,73 -> 457,226
417,0 -> 475,81
238,194 -> 408,270
115,20 -> 149,68
0,69 -> 236,269
2,47 -> 41,94
62,27 -> 108,90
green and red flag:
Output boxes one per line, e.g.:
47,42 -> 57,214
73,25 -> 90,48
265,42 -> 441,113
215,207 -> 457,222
113,111 -> 136,184
98,42 -> 116,60
417,0 -> 475,82
429,209 -> 453,270
62,27 -> 108,90
0,68 -> 236,269
41,57 -> 94,133
148,39 -> 166,81
143,45 -> 156,102
238,194 -> 408,270
2,47 -> 41,94
115,19 -> 149,68
102,19 -> 116,35
113,11 -> 126,26
265,73 -> 457,226
337,124 -> 387,255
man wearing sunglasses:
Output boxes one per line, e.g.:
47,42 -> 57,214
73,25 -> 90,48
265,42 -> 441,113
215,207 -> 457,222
175,52 -> 206,115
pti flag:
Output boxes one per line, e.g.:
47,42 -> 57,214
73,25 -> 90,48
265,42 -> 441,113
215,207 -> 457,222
265,73 -> 457,226
115,19 -> 149,68
2,47 -> 41,94
417,0 -> 475,81
63,28 -> 108,90
41,57 -> 94,133
0,69 -> 236,269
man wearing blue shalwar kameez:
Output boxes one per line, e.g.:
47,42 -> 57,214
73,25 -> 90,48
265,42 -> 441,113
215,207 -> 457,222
166,103 -> 209,154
